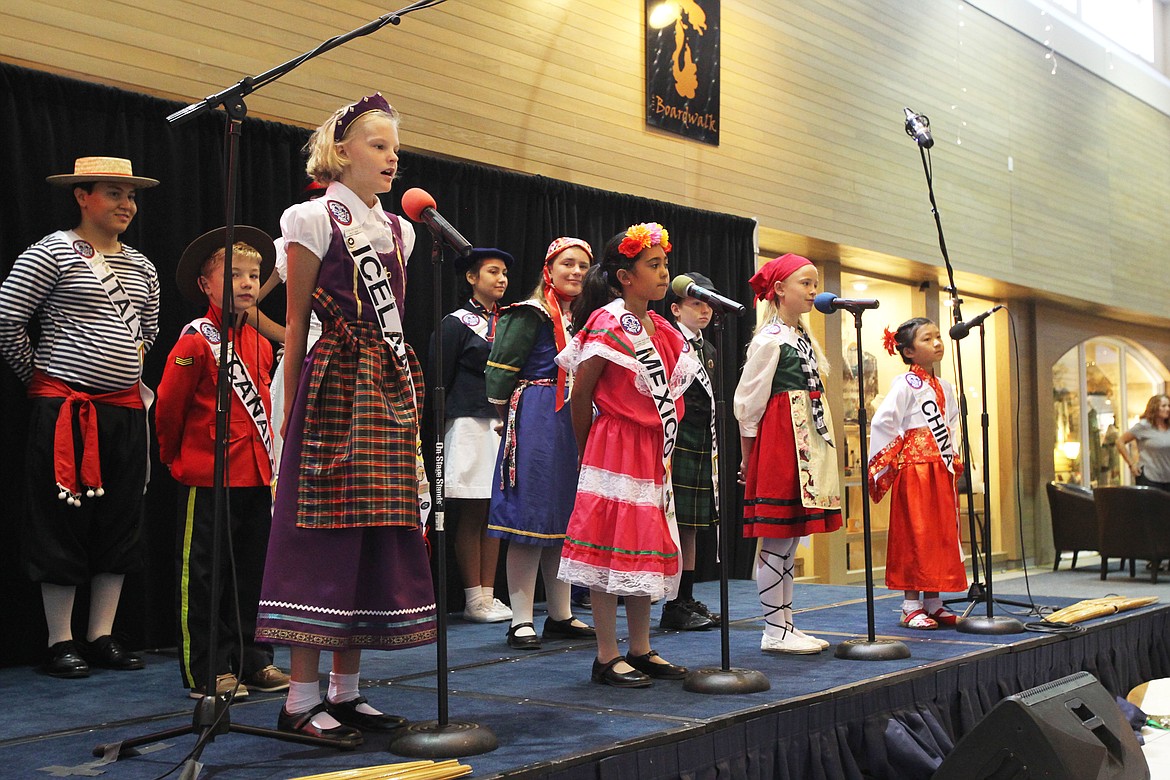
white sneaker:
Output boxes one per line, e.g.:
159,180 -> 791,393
761,631 -> 824,655
788,624 -> 830,649
463,597 -> 511,623
483,597 -> 512,622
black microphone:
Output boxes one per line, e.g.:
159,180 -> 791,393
401,188 -> 472,257
813,292 -> 880,314
948,304 -> 1004,340
670,275 -> 745,314
904,107 -> 934,149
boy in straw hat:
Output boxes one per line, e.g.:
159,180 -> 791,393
0,156 -> 159,678
156,226 -> 290,699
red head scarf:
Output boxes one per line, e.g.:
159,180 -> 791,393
748,253 -> 814,302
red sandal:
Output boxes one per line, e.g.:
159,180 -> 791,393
900,608 -> 938,630
929,608 -> 959,627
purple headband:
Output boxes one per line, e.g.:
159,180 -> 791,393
334,93 -> 394,143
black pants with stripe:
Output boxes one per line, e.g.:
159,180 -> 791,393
175,484 -> 274,690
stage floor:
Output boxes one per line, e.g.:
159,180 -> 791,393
3,579 -> 1166,779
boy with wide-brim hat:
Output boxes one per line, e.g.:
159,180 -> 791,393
156,225 -> 289,698
0,156 -> 160,678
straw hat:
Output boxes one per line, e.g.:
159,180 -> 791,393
176,226 -> 276,304
46,157 -> 159,188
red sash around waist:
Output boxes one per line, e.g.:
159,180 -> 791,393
28,370 -> 145,504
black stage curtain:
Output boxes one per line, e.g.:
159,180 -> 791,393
0,62 -> 757,666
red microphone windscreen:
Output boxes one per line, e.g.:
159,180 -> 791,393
400,188 -> 436,222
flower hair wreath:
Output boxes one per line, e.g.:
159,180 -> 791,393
882,326 -> 899,356
618,222 -> 672,258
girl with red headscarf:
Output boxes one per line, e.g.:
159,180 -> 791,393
734,254 -> 842,655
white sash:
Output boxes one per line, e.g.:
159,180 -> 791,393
452,306 -> 491,341
187,318 -> 276,476
603,299 -> 682,593
325,202 -> 432,526
688,338 -> 720,514
905,371 -> 955,474
61,229 -> 155,488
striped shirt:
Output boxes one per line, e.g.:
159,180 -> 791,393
0,232 -> 160,391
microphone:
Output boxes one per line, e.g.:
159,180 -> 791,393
904,107 -> 934,149
671,275 -> 745,315
813,292 -> 880,315
948,305 -> 1004,340
400,188 -> 472,257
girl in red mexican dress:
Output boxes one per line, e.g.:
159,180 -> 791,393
868,317 -> 967,629
734,254 -> 840,655
556,223 -> 699,688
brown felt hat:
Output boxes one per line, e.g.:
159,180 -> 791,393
176,226 -> 276,304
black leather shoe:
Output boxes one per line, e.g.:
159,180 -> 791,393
659,600 -> 714,631
506,622 -> 542,650
325,695 -> 407,731
83,635 -> 144,670
277,702 -> 363,746
625,650 -> 688,680
42,641 -> 90,678
687,599 -> 722,626
542,616 -> 596,641
591,656 -> 651,688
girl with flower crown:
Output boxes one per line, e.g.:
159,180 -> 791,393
254,94 -> 435,746
485,238 -> 596,650
556,223 -> 700,688
868,318 -> 967,630
733,254 -> 840,655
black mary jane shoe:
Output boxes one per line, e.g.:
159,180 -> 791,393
326,695 -> 407,731
278,702 -> 363,746
42,640 -> 90,679
542,616 -> 596,641
591,656 -> 652,688
506,622 -> 542,650
83,635 -> 145,670
625,650 -> 688,680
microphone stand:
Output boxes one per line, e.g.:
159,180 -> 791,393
834,307 -> 910,660
390,236 -> 497,758
910,138 -> 1023,635
684,308 -> 770,695
94,1 -> 452,770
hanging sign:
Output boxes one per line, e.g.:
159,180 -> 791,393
645,0 -> 721,146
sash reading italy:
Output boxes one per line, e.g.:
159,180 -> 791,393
604,299 -> 683,592
59,229 -> 155,500
905,370 -> 955,473
186,317 -> 276,476
326,203 -> 432,526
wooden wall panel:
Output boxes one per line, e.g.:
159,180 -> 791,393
3,0 -> 1169,318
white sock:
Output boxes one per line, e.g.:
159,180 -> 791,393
285,680 -> 321,715
924,597 -> 946,614
508,543 -> 540,630
328,671 -> 382,715
759,537 -> 798,639
464,586 -> 484,608
482,586 -> 495,603
902,599 -> 924,615
327,671 -> 360,704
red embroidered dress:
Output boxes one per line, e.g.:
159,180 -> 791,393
868,365 -> 968,593
555,304 -> 698,599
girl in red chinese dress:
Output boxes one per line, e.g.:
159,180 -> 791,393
868,317 -> 967,630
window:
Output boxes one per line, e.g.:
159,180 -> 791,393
1044,0 -> 1157,63
1051,338 -> 1166,487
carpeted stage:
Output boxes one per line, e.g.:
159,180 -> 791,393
4,580 -> 1168,779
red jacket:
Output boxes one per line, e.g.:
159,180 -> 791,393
156,306 -> 274,487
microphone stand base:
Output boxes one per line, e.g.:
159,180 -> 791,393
956,615 -> 1025,635
388,720 -> 498,759
683,667 -> 771,695
834,638 -> 911,661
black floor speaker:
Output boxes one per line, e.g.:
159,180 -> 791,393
933,672 -> 1149,779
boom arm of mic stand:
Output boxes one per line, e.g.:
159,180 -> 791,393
166,0 -> 444,125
